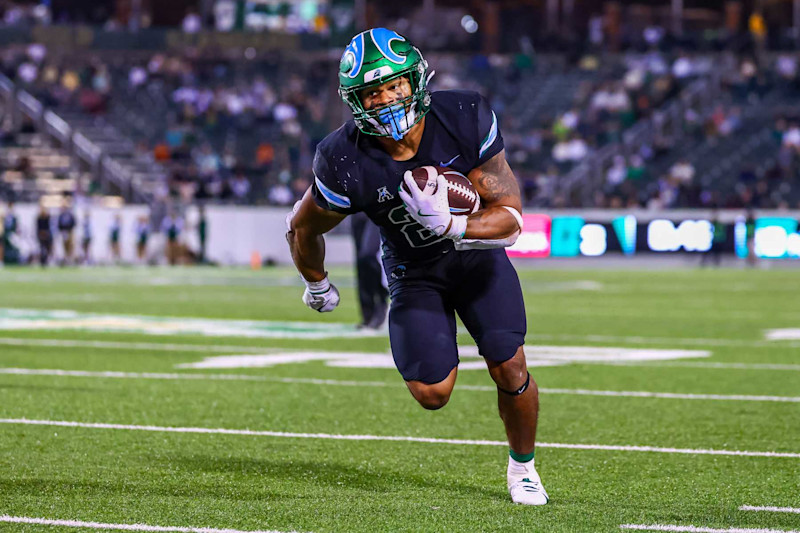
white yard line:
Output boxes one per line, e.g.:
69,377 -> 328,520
541,387 -> 800,403
0,515 -> 300,533
0,337 -> 273,353
604,362 -> 800,372
621,525 -> 800,533
0,272 -> 326,288
529,333 -> 800,349
1,418 -> 799,459
739,506 -> 800,514
0,368 -> 392,387
2,368 -> 798,403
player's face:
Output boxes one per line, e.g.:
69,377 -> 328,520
358,77 -> 412,111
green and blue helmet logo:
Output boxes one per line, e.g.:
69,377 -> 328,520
370,28 -> 406,64
342,32 -> 365,79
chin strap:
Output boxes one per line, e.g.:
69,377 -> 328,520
426,69 -> 436,84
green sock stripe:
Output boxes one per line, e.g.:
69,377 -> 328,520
509,449 -> 534,463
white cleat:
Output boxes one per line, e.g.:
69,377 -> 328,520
508,476 -> 549,505
508,459 -> 549,505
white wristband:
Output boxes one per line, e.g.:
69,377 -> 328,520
302,275 -> 330,293
501,206 -> 524,230
445,215 -> 468,241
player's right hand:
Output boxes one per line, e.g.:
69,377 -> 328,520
301,274 -> 340,312
397,172 -> 466,240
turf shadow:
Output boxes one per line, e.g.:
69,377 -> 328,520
166,454 -> 507,502
0,476 -> 278,503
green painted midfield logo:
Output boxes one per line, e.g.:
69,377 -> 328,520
0,308 -> 380,339
2,307 -> 794,371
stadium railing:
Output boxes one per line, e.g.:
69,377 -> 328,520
0,73 -> 166,203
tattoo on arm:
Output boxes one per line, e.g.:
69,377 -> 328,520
472,150 -> 521,205
463,151 -> 523,238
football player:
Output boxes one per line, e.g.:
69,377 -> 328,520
286,28 -> 547,505
57,198 -> 76,266
351,211 -> 389,329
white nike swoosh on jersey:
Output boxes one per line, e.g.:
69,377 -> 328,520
439,154 -> 460,167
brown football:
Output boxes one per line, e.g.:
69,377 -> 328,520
402,165 -> 480,214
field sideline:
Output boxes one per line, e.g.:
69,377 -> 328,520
0,266 -> 798,533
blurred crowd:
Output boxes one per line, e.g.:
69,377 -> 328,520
1,45 -> 335,206
589,53 -> 798,211
0,197 -> 206,267
143,53 -> 332,206
3,33 -> 800,210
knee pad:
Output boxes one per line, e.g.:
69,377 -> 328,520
498,372 -> 531,396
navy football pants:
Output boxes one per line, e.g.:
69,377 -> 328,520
384,247 -> 527,384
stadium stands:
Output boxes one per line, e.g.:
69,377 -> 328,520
0,133 -> 81,202
0,88 -> 87,203
1,36 -> 800,211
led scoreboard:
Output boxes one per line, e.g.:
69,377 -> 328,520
507,214 -> 800,259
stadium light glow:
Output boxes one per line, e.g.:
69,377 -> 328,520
461,15 -> 479,33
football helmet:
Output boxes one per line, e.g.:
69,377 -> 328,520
338,28 -> 431,141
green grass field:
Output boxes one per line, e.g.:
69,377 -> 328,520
0,265 -> 798,533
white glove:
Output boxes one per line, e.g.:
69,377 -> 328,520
396,171 -> 467,240
302,275 -> 340,312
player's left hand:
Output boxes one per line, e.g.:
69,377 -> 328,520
397,172 -> 466,239
301,274 -> 340,312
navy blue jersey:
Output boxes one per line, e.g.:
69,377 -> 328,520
312,90 -> 503,262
